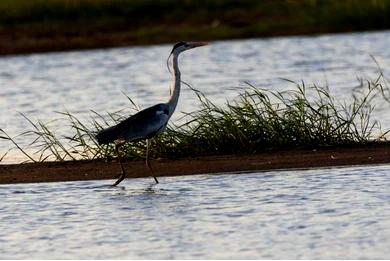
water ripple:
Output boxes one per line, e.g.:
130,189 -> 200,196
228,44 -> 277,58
0,165 -> 389,258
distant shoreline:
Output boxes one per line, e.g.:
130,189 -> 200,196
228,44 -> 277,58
0,27 -> 387,57
1,143 -> 390,184
1,0 -> 390,56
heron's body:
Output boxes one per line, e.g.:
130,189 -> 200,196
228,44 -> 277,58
96,41 -> 207,186
96,103 -> 170,144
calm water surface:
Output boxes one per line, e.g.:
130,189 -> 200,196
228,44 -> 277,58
1,31 -> 390,158
1,165 -> 390,259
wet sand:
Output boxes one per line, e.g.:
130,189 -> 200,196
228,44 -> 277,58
1,143 -> 390,184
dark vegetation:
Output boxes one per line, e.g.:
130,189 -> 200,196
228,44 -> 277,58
0,0 -> 390,54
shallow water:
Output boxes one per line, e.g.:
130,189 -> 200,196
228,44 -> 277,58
1,31 -> 390,158
1,165 -> 389,259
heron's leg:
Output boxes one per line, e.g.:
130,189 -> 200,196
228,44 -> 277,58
113,143 -> 126,186
146,139 -> 159,184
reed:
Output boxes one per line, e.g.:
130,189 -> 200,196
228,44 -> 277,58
153,77 -> 388,158
1,76 -> 389,163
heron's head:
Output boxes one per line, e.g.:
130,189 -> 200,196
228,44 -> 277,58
170,41 -> 208,54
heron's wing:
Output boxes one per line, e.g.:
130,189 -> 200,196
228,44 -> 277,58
115,103 -> 170,141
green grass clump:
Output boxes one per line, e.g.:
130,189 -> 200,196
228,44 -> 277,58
1,76 -> 389,163
152,79 -> 387,158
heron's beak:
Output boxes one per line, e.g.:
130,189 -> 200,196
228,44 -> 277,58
189,41 -> 208,48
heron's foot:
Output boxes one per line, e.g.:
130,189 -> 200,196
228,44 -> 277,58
112,172 -> 126,186
112,143 -> 127,186
147,161 -> 159,184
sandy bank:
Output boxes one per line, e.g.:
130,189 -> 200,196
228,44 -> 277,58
1,143 -> 390,185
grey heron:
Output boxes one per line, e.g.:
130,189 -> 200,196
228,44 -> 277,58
96,41 -> 208,186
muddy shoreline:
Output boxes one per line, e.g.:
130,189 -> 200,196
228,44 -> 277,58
1,144 -> 390,185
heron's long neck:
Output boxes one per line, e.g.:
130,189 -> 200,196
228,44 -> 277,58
167,53 -> 181,117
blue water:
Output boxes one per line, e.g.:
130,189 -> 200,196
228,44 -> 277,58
1,165 -> 390,259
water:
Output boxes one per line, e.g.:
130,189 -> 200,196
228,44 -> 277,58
1,165 -> 390,259
1,31 -> 390,158
1,32 -> 390,258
